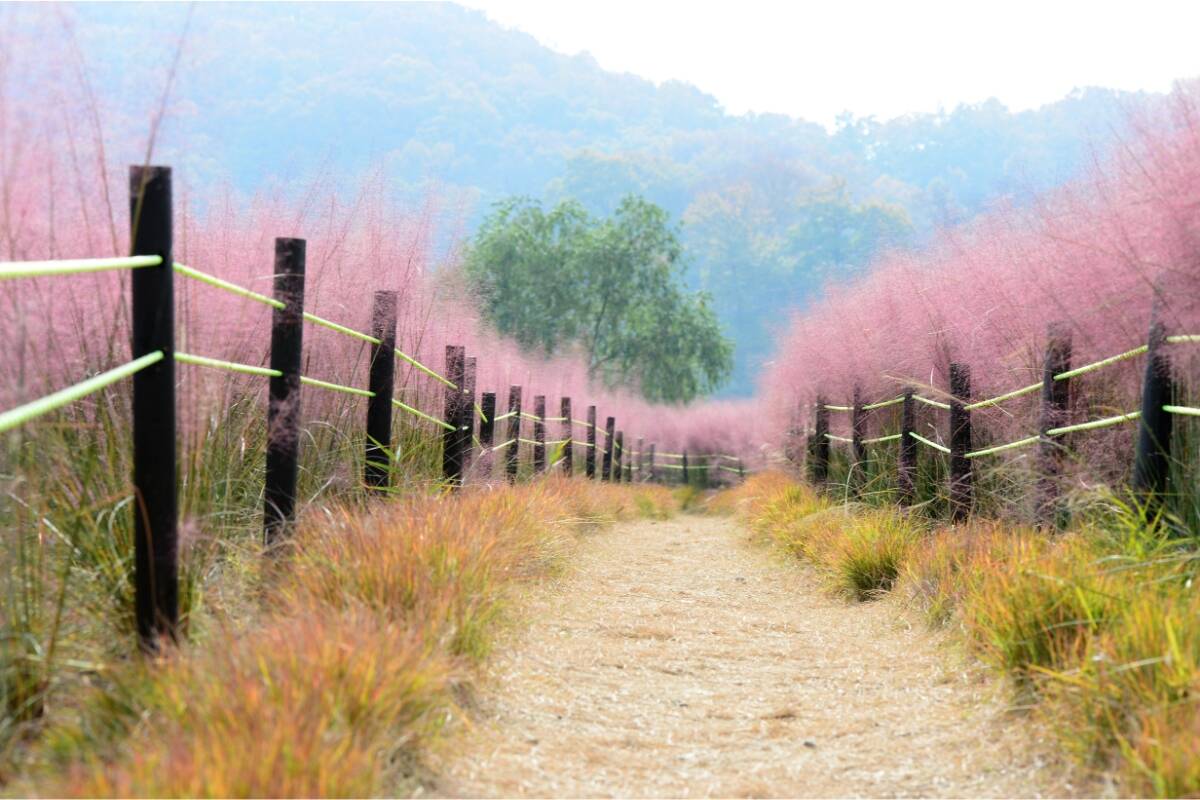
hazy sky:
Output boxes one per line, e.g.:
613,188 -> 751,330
462,0 -> 1200,126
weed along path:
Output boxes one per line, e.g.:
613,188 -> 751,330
431,514 -> 1077,798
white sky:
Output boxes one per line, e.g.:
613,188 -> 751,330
460,0 -> 1200,126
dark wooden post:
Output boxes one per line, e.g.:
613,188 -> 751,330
851,386 -> 867,488
560,397 -> 573,475
505,386 -> 521,483
811,398 -> 830,484
601,416 -> 615,481
648,443 -> 656,482
461,357 -> 477,473
130,165 -> 178,648
585,405 -> 598,478
441,346 -> 466,487
636,437 -> 645,482
614,431 -> 624,483
738,458 -> 745,480
898,388 -> 917,504
1037,325 -> 1072,527
682,451 -> 690,485
264,237 -> 306,546
479,391 -> 496,478
364,290 -> 397,491
1133,309 -> 1174,513
533,395 -> 546,472
949,362 -> 972,521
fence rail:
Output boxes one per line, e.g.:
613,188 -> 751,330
806,304 -> 1198,524
1,162 -> 751,652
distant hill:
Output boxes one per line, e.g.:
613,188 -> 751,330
58,2 -> 1159,395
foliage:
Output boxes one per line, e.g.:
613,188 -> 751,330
719,471 -> 1200,797
464,195 -> 733,403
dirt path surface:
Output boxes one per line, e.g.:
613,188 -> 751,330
431,515 -> 1081,798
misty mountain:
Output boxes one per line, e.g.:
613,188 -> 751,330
58,2 -> 1157,394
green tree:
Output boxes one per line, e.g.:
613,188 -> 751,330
465,196 -> 732,403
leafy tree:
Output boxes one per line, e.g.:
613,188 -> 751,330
464,196 -> 732,403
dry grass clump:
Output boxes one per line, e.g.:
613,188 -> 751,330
24,478 -> 675,797
712,472 -> 1200,797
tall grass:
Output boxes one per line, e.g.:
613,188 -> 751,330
717,471 -> 1200,797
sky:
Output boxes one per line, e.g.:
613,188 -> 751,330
461,0 -> 1200,126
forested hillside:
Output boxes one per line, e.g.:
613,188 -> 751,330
48,2 -> 1157,393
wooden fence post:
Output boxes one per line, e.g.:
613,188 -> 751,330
560,397 -> 573,475
1037,325 -> 1072,527
851,386 -> 867,490
130,164 -> 178,648
479,391 -> 496,478
506,386 -> 521,483
898,388 -> 917,504
533,395 -> 546,473
602,416 -> 615,481
586,405 -> 597,478
441,346 -> 466,486
811,398 -> 830,485
614,430 -> 624,483
648,443 -> 656,482
461,357 -> 477,472
636,437 -> 645,482
738,458 -> 745,480
1133,307 -> 1175,513
264,237 -> 306,546
949,362 -> 972,520
364,290 -> 397,490
682,451 -> 690,484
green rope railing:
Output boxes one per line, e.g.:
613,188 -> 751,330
176,351 -> 280,378
862,433 -> 902,444
1,255 -> 163,280
1046,410 -> 1140,437
964,435 -> 1040,459
300,375 -> 374,398
1164,404 -> 1200,417
914,395 -> 951,411
1055,345 -> 1147,381
302,312 -> 382,346
173,263 -> 283,310
823,433 -> 854,443
823,404 -> 853,412
909,431 -> 950,454
964,381 -> 1042,410
392,348 -> 456,389
391,398 -> 455,431
863,396 -> 904,411
0,351 -> 163,434
1166,335 -> 1200,345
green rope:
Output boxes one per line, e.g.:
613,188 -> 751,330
176,351 -> 280,378
1046,410 -> 1140,436
392,348 -> 456,389
718,465 -> 743,473
914,395 -> 951,410
473,403 -> 488,423
492,410 -> 517,423
300,375 -> 374,398
543,416 -> 567,423
0,351 -> 163,434
1055,345 -> 1147,381
862,433 -> 902,444
655,463 -> 686,470
964,382 -> 1042,410
909,431 -> 950,454
863,396 -> 904,411
823,433 -> 854,443
1,255 -> 162,280
965,435 -> 1041,459
823,404 -> 853,412
173,263 -> 284,310
489,437 -> 517,451
391,398 -> 455,431
1164,404 -> 1200,417
302,312 -> 382,345
1166,335 -> 1200,344
572,418 -> 594,428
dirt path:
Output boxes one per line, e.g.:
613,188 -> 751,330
430,515 -> 1081,798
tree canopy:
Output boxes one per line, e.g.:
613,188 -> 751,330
464,196 -> 732,403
